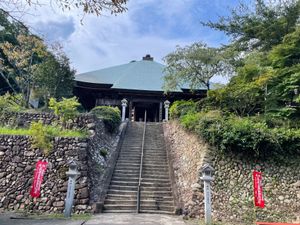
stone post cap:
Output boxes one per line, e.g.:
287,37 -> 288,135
164,100 -> 170,108
200,163 -> 214,181
68,159 -> 77,170
121,98 -> 128,106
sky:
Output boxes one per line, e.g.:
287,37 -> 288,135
8,0 -> 243,83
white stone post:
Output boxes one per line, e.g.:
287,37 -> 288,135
121,99 -> 128,122
64,160 -> 80,218
164,100 -> 170,121
200,164 -> 214,225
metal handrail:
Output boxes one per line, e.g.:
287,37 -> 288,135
137,110 -> 147,213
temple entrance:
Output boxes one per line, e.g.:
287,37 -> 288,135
132,102 -> 160,122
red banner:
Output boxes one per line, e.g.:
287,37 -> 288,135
253,170 -> 265,208
30,160 -> 48,198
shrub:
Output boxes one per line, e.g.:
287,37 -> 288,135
49,97 -> 81,125
100,148 -> 108,158
175,102 -> 300,157
169,100 -> 196,119
29,121 -> 54,155
90,106 -> 121,133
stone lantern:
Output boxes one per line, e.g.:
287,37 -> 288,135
121,99 -> 128,122
200,164 -> 214,225
64,160 -> 80,218
164,100 -> 170,121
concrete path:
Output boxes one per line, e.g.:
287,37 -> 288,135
0,213 -> 85,225
85,213 -> 186,225
0,213 -> 186,225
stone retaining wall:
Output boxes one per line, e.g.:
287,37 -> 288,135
0,135 -> 90,213
0,112 -> 94,129
0,112 -> 124,214
164,121 -> 300,223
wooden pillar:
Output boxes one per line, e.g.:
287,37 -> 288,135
159,102 -> 163,122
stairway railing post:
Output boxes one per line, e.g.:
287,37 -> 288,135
137,110 -> 147,213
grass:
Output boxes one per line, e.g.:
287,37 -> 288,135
0,126 -> 88,138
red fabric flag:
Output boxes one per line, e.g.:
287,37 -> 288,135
253,170 -> 265,208
30,160 -> 48,198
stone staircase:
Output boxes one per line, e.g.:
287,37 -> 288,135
103,122 -> 175,214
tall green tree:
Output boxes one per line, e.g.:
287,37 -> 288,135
163,43 -> 231,92
33,44 -> 75,106
1,34 -> 48,107
203,0 -> 300,51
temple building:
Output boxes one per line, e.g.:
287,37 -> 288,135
74,54 -> 207,122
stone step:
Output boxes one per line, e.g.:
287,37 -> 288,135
109,185 -> 138,191
139,210 -> 174,215
140,205 -> 174,212
140,196 -> 174,201
111,176 -> 139,182
104,199 -> 136,205
140,186 -> 171,192
143,163 -> 168,167
116,158 -> 141,162
111,181 -> 138,186
113,172 -> 139,177
107,190 -> 137,195
142,173 -> 170,178
106,194 -> 137,200
140,191 -> 173,196
140,200 -> 174,207
141,178 -> 171,183
103,204 -> 136,210
114,167 -> 140,171
140,182 -> 171,187
102,209 -> 136,213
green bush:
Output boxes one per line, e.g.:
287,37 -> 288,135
169,100 -> 196,119
29,121 -> 54,155
174,100 -> 300,157
90,106 -> 121,133
49,97 -> 81,125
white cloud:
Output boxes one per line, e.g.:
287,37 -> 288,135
5,0 -> 231,80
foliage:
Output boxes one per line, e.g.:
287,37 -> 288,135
90,106 -> 121,133
0,124 -> 87,137
203,0 -> 300,51
1,34 -> 48,107
49,97 -> 81,125
0,92 -> 24,113
163,42 -> 232,92
1,0 -> 127,17
100,148 -> 108,158
0,121 -> 87,155
174,107 -> 300,157
32,44 -> 75,105
29,121 -> 53,155
0,10 -> 76,108
169,100 -> 197,119
167,1 -> 300,159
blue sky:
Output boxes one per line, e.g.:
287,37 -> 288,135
19,0 -> 243,82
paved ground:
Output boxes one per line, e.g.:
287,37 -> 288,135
0,213 -> 186,225
86,213 -> 186,225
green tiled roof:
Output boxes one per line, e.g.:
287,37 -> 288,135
75,58 -> 206,92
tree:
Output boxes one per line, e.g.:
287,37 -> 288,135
33,44 -> 75,106
0,0 -> 127,16
0,34 -> 48,107
163,43 -> 231,92
203,0 -> 300,51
